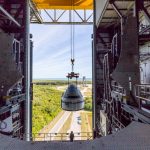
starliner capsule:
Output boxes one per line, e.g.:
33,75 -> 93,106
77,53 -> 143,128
61,84 -> 84,111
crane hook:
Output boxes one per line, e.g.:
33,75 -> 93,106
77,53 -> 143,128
71,58 -> 75,72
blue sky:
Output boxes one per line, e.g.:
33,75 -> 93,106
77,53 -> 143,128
31,24 -> 93,79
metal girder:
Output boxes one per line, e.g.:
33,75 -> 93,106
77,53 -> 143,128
110,1 -> 124,34
30,0 -> 43,23
110,3 -> 123,18
0,6 -> 21,27
139,34 -> 150,44
107,8 -> 133,11
140,25 -> 150,35
0,26 -> 23,33
30,9 -> 93,25
142,5 -> 150,24
122,104 -> 150,124
30,0 -> 93,25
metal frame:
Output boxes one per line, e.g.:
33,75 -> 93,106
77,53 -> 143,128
29,0 -> 93,25
0,0 -> 150,142
93,0 -> 150,137
0,0 -> 32,141
0,6 -> 21,27
24,0 -> 31,142
31,9 -> 93,25
13,132 -> 93,141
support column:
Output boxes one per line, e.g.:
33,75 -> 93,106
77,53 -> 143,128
92,0 -> 97,135
24,0 -> 31,141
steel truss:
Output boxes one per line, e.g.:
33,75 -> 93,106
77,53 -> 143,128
30,0 -> 93,25
31,9 -> 93,25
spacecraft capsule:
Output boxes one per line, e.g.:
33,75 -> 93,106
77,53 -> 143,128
61,84 -> 84,111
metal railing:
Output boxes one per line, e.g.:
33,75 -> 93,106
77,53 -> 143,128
112,85 -> 125,95
112,116 -> 125,129
134,84 -> 150,109
13,132 -> 93,142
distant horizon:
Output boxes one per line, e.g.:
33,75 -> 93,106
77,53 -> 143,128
33,77 -> 92,81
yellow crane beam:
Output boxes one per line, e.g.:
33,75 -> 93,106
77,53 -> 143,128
33,0 -> 93,10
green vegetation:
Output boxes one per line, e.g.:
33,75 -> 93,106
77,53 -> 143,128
32,84 -> 63,133
33,80 -> 92,86
87,113 -> 92,130
84,97 -> 92,111
81,112 -> 92,140
32,79 -> 92,134
33,80 -> 68,86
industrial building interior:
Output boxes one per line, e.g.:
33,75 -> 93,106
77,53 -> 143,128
0,0 -> 150,150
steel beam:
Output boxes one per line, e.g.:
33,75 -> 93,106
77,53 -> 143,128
122,104 -> 150,124
140,26 -> 150,35
0,26 -> 23,33
30,0 -> 43,23
30,37 -> 33,137
31,21 -> 93,25
93,0 -> 97,135
24,0 -> 31,142
0,6 -> 21,27
30,9 -> 93,25
111,3 -> 123,18
110,2 -> 124,34
142,6 -> 150,24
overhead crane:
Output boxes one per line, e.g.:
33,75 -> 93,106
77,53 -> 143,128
58,0 -> 85,111
33,0 -> 93,9
30,0 -> 93,24
0,1 -> 150,148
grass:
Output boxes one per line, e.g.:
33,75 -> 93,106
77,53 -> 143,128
39,111 -> 65,133
33,80 -> 92,86
84,97 -> 92,111
32,80 -> 93,141
33,111 -> 65,141
87,113 -> 92,130
81,111 -> 92,140
32,84 -> 63,133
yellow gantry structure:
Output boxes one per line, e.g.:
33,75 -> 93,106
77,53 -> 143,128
33,0 -> 93,10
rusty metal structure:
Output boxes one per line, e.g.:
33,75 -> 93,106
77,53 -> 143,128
0,0 -> 150,145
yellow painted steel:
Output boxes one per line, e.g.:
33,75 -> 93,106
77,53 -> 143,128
33,0 -> 93,10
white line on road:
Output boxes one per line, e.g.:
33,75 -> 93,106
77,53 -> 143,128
67,111 -> 81,140
45,111 -> 71,140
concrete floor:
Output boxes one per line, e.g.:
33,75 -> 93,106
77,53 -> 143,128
0,122 -> 150,150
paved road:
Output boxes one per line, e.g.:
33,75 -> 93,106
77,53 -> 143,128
80,85 -> 91,97
67,111 -> 81,140
45,111 -> 71,140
